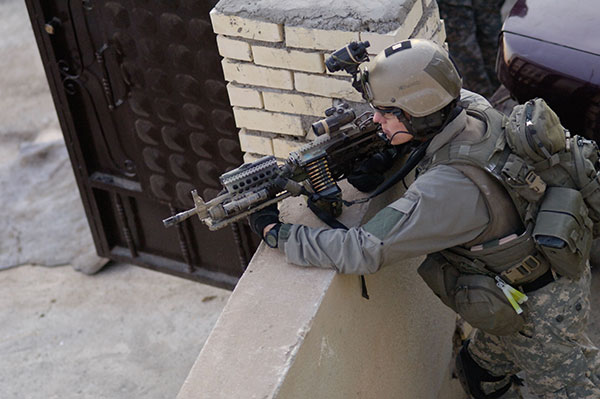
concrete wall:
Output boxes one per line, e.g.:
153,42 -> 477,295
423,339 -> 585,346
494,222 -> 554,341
178,182 -> 464,399
177,1 -> 465,398
209,0 -> 445,162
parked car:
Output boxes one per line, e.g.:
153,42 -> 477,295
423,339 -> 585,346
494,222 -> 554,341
496,0 -> 600,140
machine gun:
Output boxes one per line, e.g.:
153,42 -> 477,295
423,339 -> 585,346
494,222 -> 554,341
162,102 -> 392,231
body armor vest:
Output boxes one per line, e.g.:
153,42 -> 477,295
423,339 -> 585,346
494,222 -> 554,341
419,104 -> 551,285
416,101 -> 597,334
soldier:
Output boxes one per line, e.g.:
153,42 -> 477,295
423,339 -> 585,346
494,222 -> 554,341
437,0 -> 504,98
249,39 -> 600,398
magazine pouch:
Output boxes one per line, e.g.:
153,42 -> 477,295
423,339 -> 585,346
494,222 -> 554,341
533,187 -> 593,280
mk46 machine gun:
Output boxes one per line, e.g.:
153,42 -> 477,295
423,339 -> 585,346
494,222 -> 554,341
162,102 -> 393,231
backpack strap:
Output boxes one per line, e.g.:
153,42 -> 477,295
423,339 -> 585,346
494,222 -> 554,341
581,174 -> 600,199
532,153 -> 561,171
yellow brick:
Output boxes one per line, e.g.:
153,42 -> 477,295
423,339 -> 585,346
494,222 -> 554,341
243,152 -> 264,163
285,26 -> 359,51
430,3 -> 441,23
412,9 -> 441,40
360,0 -> 423,55
226,83 -> 264,108
401,0 -> 425,38
272,137 -> 306,158
262,92 -> 332,117
210,10 -> 283,42
233,108 -> 305,136
294,72 -> 363,103
216,36 -> 252,61
251,46 -> 325,73
436,21 -> 447,45
360,32 -> 399,56
238,129 -> 274,155
221,59 -> 294,90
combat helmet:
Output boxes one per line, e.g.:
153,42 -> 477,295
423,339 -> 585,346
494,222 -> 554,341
361,39 -> 462,138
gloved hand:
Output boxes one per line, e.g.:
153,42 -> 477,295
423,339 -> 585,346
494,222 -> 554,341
347,149 -> 396,192
248,204 -> 280,238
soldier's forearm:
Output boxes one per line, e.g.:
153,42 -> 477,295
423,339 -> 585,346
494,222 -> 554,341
279,224 -> 384,274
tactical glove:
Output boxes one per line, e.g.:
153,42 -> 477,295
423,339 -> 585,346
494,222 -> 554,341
347,148 -> 396,192
248,204 -> 280,238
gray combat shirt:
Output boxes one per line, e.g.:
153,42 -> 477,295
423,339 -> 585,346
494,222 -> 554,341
278,106 -> 491,275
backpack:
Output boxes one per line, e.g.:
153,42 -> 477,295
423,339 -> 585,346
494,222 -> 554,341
505,98 -> 600,232
496,98 -> 600,278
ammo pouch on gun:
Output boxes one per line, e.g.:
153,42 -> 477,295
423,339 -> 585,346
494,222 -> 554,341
418,253 -> 524,336
533,187 -> 593,280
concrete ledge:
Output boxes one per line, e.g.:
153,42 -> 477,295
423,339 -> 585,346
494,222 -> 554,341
177,182 -> 463,399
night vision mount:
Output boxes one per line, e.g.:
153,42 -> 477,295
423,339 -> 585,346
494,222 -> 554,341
325,41 -> 370,96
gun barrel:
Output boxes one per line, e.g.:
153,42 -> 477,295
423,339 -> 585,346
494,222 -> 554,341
162,207 -> 201,228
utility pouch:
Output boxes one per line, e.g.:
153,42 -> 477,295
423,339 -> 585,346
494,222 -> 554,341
418,254 -> 524,336
533,187 -> 593,280
417,253 -> 459,310
505,98 -> 566,164
454,274 -> 524,336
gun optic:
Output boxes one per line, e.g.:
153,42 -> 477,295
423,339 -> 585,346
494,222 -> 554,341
311,103 -> 356,136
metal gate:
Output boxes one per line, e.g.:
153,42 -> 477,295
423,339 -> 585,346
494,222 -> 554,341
25,0 -> 260,289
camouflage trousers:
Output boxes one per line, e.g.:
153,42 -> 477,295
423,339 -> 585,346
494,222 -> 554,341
437,0 -> 503,98
468,266 -> 600,398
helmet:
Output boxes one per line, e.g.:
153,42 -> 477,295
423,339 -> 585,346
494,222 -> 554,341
362,39 -> 462,118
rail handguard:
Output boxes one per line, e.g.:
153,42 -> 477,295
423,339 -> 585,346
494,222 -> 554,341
162,103 -> 390,231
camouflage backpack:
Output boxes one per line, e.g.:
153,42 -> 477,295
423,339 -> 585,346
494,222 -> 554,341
503,98 -> 600,276
496,99 -> 600,275
427,98 -> 600,280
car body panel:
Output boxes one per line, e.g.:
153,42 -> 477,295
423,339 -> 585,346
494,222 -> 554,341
497,0 -> 600,137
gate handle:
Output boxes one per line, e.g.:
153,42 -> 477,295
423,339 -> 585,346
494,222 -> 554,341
96,43 -> 126,110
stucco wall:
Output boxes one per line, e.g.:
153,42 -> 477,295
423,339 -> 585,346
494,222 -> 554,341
273,174 -> 463,399
274,259 -> 460,399
177,181 -> 464,399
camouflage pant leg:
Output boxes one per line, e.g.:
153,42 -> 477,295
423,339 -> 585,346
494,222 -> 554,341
466,330 -> 524,398
471,0 -> 503,89
437,1 -> 499,98
468,266 -> 600,398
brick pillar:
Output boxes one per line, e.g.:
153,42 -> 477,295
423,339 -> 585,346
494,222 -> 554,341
210,0 -> 445,162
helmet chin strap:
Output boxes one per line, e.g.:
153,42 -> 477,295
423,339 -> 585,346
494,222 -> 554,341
386,130 -> 410,144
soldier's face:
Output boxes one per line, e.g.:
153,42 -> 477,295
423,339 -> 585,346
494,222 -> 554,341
373,111 -> 413,145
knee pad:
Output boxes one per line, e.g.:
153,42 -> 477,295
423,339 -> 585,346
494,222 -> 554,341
455,340 -> 512,399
